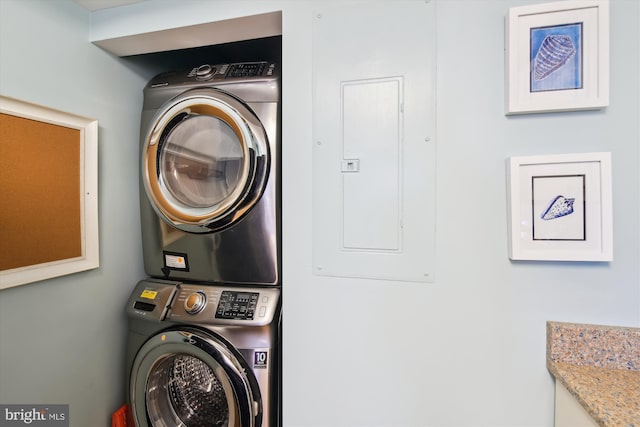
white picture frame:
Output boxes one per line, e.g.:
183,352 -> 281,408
505,0 -> 609,115
0,96 -> 99,289
506,152 -> 612,261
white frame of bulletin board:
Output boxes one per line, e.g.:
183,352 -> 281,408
505,0 -> 609,114
506,152 -> 612,262
0,95 -> 99,289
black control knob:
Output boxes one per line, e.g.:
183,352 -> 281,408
195,64 -> 215,80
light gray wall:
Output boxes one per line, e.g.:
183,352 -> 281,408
0,1 -> 638,426
0,0 -> 148,424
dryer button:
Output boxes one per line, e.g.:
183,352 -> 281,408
184,292 -> 206,314
195,64 -> 215,80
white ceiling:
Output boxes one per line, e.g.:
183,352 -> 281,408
73,0 -> 144,11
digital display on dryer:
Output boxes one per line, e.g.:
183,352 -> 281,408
215,291 -> 259,320
227,63 -> 266,78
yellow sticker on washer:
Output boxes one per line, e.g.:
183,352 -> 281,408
141,289 -> 158,300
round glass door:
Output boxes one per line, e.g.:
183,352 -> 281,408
146,353 -> 233,427
143,88 -> 269,233
160,114 -> 243,210
130,329 -> 260,427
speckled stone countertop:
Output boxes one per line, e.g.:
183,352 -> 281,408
547,321 -> 640,427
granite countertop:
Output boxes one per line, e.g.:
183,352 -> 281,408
547,321 -> 640,427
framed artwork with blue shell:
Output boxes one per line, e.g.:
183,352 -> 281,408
532,175 -> 585,241
506,152 -> 613,262
506,0 -> 609,114
530,23 -> 582,92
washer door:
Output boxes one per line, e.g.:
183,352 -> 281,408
142,88 -> 270,234
130,328 -> 262,427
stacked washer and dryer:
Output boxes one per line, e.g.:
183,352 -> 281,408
125,61 -> 281,427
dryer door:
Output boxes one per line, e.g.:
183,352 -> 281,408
130,328 -> 262,427
142,88 -> 270,234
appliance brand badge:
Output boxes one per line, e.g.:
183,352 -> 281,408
254,351 -> 268,369
0,405 -> 68,426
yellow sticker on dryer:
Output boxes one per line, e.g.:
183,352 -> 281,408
141,289 -> 158,300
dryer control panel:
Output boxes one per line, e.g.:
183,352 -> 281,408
186,62 -> 276,80
168,284 -> 280,326
148,61 -> 278,88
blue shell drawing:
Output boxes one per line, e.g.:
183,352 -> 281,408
533,35 -> 576,81
541,195 -> 575,220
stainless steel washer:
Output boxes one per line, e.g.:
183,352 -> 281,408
139,61 -> 280,286
126,279 -> 281,427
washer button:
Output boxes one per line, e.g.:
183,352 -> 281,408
184,291 -> 206,314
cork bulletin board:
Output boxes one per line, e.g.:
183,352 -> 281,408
0,96 -> 98,289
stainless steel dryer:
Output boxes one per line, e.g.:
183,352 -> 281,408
126,279 -> 281,427
139,61 -> 280,285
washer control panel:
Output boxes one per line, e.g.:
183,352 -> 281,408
169,284 -> 280,326
216,290 -> 259,320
